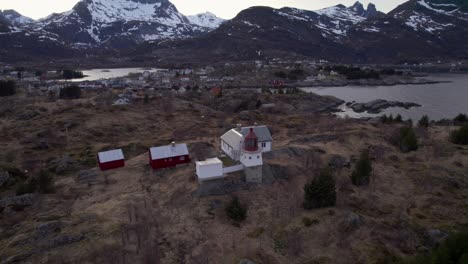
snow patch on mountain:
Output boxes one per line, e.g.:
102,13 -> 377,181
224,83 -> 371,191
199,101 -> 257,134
315,5 -> 366,24
187,12 -> 225,29
405,12 -> 454,33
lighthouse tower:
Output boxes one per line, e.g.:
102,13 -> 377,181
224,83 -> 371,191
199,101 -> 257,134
240,128 -> 263,183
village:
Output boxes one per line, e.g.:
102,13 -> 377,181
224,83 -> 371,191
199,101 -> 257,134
1,58 -> 462,107
0,59 -> 467,264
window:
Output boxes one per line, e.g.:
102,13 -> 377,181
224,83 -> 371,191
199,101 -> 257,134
180,156 -> 185,161
257,156 -> 260,159
249,157 -> 251,160
261,142 -> 266,148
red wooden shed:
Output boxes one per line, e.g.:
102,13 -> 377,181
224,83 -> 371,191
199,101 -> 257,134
149,142 -> 190,169
97,149 -> 125,171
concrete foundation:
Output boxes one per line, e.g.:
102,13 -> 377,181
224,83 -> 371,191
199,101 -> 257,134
245,165 -> 263,183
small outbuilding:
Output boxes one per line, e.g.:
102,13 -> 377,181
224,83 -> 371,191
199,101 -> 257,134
196,158 -> 224,183
149,142 -> 190,169
97,149 -> 125,171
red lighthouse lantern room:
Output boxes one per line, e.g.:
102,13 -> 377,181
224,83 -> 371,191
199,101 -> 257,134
244,128 -> 259,152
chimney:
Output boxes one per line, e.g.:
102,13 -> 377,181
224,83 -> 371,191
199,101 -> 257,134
254,122 -> 258,127
171,141 -> 176,147
236,124 -> 242,131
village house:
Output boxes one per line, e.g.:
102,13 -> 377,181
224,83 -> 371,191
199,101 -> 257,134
97,149 -> 125,171
220,125 -> 272,161
149,142 -> 191,170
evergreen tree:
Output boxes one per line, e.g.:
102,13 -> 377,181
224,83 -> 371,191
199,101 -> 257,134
225,197 -> 247,223
454,113 -> 468,124
395,114 -> 403,123
303,168 -> 336,209
351,150 -> 372,186
400,126 -> 418,152
418,115 -> 430,128
59,85 -> 81,99
0,80 -> 16,97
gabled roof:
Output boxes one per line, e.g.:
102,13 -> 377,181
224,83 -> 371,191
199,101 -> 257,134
150,143 -> 189,160
220,129 -> 243,148
240,125 -> 272,142
98,149 -> 124,163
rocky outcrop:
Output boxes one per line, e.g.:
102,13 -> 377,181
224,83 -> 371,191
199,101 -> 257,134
0,171 -> 10,187
0,194 -> 35,209
348,99 -> 421,114
76,169 -> 99,184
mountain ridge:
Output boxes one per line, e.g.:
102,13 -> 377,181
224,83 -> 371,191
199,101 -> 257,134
1,0 -> 467,63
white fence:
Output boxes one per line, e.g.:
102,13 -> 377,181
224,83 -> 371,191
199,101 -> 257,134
223,164 -> 245,174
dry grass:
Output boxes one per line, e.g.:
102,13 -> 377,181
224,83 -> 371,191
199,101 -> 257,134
0,90 -> 467,263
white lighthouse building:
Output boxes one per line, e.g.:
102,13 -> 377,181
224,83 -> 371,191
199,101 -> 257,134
196,124 -> 272,184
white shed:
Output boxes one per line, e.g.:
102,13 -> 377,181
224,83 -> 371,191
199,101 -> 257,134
196,158 -> 224,183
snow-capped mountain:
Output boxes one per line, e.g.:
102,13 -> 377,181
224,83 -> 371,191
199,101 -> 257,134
1,0 -> 468,63
187,12 -> 225,30
148,0 -> 468,63
0,10 -> 34,27
28,0 -> 208,46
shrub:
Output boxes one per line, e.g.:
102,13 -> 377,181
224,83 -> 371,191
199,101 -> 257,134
303,168 -> 336,210
302,217 -> 319,227
0,80 -> 16,97
400,126 -> 418,152
418,115 -> 430,128
59,85 -> 81,99
450,124 -> 468,145
16,177 -> 37,196
351,150 -> 372,186
225,197 -> 247,224
62,69 -> 84,79
274,71 -> 287,79
38,170 -> 54,194
398,231 -> 468,264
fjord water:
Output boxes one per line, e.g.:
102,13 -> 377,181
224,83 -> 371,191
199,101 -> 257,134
303,74 -> 468,121
70,67 -> 160,82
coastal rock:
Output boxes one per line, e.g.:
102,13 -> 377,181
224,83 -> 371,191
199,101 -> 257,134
348,99 -> 421,114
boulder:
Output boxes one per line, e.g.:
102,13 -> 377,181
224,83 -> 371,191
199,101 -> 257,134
49,155 -> 78,175
36,221 -> 62,239
0,194 -> 35,209
76,170 -> 99,184
339,212 -> 362,233
426,229 -> 448,246
328,155 -> 350,169
0,170 -> 10,187
239,260 -> 256,264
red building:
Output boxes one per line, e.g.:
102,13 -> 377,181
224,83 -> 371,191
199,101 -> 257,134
97,149 -> 125,171
149,142 -> 190,169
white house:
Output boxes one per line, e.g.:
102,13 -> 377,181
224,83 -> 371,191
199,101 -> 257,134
220,125 -> 272,161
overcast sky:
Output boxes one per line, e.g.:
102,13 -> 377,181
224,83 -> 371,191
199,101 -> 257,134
0,0 -> 408,20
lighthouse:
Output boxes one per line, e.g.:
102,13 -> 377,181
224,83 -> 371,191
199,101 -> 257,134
240,128 -> 263,183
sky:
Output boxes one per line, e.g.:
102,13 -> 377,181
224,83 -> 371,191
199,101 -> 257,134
0,0 -> 408,20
